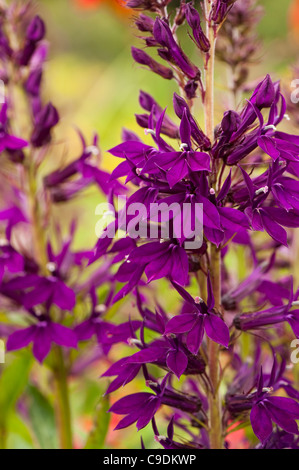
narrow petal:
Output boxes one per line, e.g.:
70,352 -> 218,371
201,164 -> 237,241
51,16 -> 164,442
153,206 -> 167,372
6,326 -> 36,351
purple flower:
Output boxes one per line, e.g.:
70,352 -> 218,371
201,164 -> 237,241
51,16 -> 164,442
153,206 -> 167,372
250,369 -> 299,443
109,391 -> 161,430
7,317 -> 77,363
142,109 -> 211,187
165,278 -> 230,354
1,272 -> 76,311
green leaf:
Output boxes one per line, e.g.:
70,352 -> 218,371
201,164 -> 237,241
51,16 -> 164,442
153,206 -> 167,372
6,413 -> 34,449
0,353 -> 33,424
27,385 -> 58,449
84,395 -> 110,449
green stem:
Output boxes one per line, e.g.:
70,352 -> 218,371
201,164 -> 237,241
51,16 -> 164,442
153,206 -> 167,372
53,347 -> 73,449
208,246 -> 223,449
203,0 -> 223,450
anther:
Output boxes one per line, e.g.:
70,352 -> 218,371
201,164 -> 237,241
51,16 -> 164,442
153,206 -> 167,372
85,145 -> 100,156
255,186 -> 269,196
94,304 -> 106,314
46,262 -> 57,273
144,129 -> 156,136
180,143 -> 189,151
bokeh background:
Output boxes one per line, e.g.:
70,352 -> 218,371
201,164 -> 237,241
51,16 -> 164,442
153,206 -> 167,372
1,0 -> 299,449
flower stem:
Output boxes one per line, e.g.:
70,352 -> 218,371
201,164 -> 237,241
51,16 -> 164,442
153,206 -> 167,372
53,347 -> 73,449
208,245 -> 223,449
203,1 -> 223,449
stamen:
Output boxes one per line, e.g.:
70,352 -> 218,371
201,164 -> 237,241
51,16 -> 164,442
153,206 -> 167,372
46,262 -> 57,272
264,125 -> 277,131
255,185 -> 269,196
209,188 -> 215,195
146,380 -> 157,387
85,145 -> 100,156
154,435 -> 167,442
292,301 -> 299,307
94,304 -> 106,314
284,114 -> 290,121
194,296 -> 204,304
144,129 -> 156,136
262,387 -> 273,393
35,307 -> 43,316
136,168 -> 142,176
180,143 -> 189,151
128,338 -> 143,347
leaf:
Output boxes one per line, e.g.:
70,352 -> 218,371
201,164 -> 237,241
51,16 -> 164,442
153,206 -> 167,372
27,385 -> 57,449
0,352 -> 33,424
84,395 -> 110,449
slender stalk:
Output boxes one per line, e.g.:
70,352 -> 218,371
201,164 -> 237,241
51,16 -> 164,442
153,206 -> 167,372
26,159 -> 48,272
203,0 -> 223,450
53,347 -> 73,449
208,245 -> 223,449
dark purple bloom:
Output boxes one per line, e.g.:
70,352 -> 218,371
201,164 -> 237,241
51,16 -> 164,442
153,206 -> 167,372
6,317 -> 77,363
250,369 -> 299,443
165,278 -> 229,354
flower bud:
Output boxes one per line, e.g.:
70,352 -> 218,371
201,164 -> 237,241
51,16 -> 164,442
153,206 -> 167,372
26,16 -> 46,42
131,47 -> 173,79
31,103 -> 59,147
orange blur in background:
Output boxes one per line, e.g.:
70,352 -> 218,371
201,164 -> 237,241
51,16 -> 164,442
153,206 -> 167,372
74,0 -> 129,14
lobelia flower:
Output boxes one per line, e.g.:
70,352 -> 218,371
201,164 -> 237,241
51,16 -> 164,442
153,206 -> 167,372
250,368 -> 299,443
165,277 -> 230,354
142,109 -> 211,188
109,373 -> 202,430
75,288 -> 141,352
44,132 -> 126,199
0,269 -> 76,312
6,314 -> 77,363
234,279 -> 299,337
